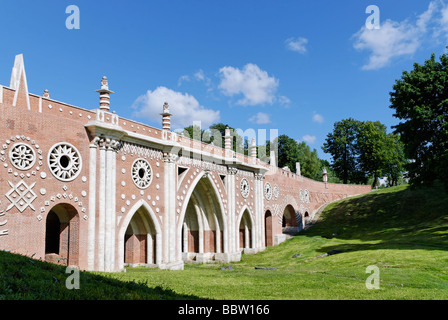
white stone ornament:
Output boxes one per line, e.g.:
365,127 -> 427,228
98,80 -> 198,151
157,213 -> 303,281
273,185 -> 279,199
5,180 -> 37,212
264,182 -> 272,201
304,189 -> 310,203
9,143 -> 36,170
240,178 -> 249,198
131,158 -> 153,189
48,143 -> 82,182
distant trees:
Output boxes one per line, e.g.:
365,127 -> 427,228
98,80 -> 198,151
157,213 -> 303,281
322,118 -> 407,187
181,123 -> 245,154
390,51 -> 448,190
180,124 -> 329,182
273,135 -> 328,182
322,118 -> 362,184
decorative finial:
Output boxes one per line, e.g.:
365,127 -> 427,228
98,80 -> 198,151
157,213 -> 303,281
160,102 -> 172,131
43,89 -> 50,99
96,75 -> 114,111
250,138 -> 257,157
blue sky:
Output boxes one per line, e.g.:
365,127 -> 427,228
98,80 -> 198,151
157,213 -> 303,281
0,1 -> 447,161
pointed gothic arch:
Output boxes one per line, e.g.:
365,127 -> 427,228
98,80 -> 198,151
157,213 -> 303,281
237,206 -> 254,252
117,200 -> 162,270
264,210 -> 273,247
282,204 -> 302,235
178,171 -> 226,263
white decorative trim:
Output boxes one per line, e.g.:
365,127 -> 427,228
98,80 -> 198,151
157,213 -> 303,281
264,182 -> 272,201
9,142 -> 36,171
131,158 -> 153,189
5,180 -> 37,212
240,178 -> 249,198
304,189 -> 310,203
47,142 -> 82,182
0,85 -> 3,104
120,141 -> 163,160
273,185 -> 279,199
10,54 -> 31,110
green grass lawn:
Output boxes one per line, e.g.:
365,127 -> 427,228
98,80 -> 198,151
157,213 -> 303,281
2,183 -> 448,300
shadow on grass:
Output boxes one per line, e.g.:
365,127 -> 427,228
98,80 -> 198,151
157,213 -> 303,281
0,251 -> 203,300
302,183 -> 448,254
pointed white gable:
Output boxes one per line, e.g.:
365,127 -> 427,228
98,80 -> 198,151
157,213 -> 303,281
10,54 -> 30,110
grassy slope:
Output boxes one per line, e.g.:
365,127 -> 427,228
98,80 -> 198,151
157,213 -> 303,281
119,183 -> 448,300
0,251 -> 200,300
1,183 -> 448,300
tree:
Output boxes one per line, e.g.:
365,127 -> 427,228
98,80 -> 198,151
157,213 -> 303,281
275,135 -> 323,181
182,124 -> 211,143
382,134 -> 407,187
323,118 -> 407,187
357,121 -> 390,188
209,123 -> 244,153
322,118 -> 363,184
297,141 -> 322,180
276,135 -> 300,171
390,51 -> 448,190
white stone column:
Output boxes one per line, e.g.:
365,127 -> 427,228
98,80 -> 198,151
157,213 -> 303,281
163,151 -> 183,269
245,224 -> 249,249
182,222 -> 188,254
97,139 -> 106,271
227,167 -> 237,255
147,233 -> 153,264
255,173 -> 264,249
104,140 -> 114,272
104,138 -> 119,272
87,137 -> 99,271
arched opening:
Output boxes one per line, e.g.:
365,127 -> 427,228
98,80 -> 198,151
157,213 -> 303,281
124,205 -> 157,266
239,210 -> 253,251
45,203 -> 79,266
45,211 -> 60,255
265,210 -> 273,247
282,205 -> 299,235
182,201 -> 200,254
181,176 -> 224,263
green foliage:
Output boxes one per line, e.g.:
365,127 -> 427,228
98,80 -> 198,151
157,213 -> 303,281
323,118 -> 407,187
273,135 -> 325,181
390,51 -> 448,191
182,123 -> 246,154
322,118 -> 363,184
181,124 -> 211,143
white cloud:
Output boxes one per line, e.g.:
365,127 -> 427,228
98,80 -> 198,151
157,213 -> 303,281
177,75 -> 190,86
178,69 -> 212,87
194,70 -> 205,81
302,135 -> 316,144
278,95 -> 291,107
285,37 -> 308,54
352,1 -> 443,70
353,19 -> 420,70
417,1 -> 438,32
249,112 -> 271,124
218,63 -> 279,106
132,86 -> 220,130
312,112 -> 324,124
